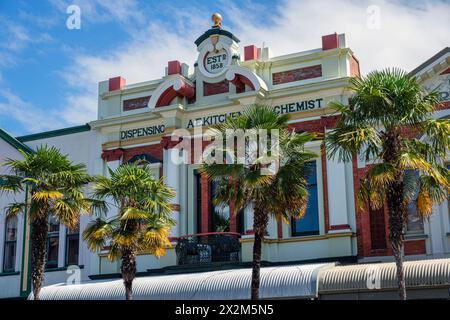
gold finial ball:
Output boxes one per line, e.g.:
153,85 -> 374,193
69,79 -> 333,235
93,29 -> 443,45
211,12 -> 222,27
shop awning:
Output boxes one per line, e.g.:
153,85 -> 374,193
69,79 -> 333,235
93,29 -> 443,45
318,258 -> 450,294
31,263 -> 335,300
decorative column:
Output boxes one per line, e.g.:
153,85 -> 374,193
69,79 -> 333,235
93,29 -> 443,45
101,149 -> 123,219
325,129 -> 351,233
244,203 -> 254,234
162,137 -> 182,238
200,173 -> 211,234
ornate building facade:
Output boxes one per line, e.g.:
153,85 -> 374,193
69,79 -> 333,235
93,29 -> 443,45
0,19 -> 449,299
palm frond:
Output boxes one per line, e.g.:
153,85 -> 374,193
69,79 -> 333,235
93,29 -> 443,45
5,202 -> 27,219
82,218 -> 113,251
120,207 -> 150,220
32,190 -> 64,201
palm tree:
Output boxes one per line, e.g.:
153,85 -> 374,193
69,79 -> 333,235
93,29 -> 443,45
0,146 -> 92,300
326,68 -> 450,300
83,163 -> 175,300
201,105 -> 316,299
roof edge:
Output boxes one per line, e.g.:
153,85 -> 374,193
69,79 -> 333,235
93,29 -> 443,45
0,128 -> 34,154
194,27 -> 240,47
409,47 -> 450,76
17,124 -> 91,142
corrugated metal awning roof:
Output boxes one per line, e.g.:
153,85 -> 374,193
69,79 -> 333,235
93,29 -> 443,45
318,258 -> 450,293
32,263 -> 334,300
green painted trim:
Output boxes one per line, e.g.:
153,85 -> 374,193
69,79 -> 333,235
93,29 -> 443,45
0,271 -> 20,277
16,124 -> 91,142
0,128 -> 34,154
45,265 -> 84,273
19,186 -> 31,298
194,27 -> 240,47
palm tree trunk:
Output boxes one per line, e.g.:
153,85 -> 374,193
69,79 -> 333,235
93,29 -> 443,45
31,215 -> 48,300
387,179 -> 407,300
383,130 -> 407,300
121,248 -> 136,300
251,205 -> 268,300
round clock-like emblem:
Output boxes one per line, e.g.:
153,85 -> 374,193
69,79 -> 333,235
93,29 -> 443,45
204,49 -> 228,75
198,41 -> 232,78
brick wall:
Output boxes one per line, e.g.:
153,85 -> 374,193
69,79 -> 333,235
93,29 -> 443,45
404,239 -> 426,255
123,96 -> 151,111
203,80 -> 229,96
354,163 -> 428,257
272,65 -> 322,85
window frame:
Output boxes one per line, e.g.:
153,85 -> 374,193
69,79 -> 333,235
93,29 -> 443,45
291,160 -> 321,237
2,216 -> 18,273
446,162 -> 450,229
65,226 -> 80,266
405,170 -> 425,235
45,217 -> 60,269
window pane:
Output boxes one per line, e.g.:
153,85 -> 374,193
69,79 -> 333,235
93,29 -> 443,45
3,242 -> 16,272
447,163 -> 450,221
46,237 -> 59,268
195,171 -> 202,233
405,170 -> 424,233
5,216 -> 18,241
211,180 -> 230,232
48,216 -> 60,233
66,235 -> 79,265
369,206 -> 387,250
67,222 -> 80,235
293,161 -> 320,236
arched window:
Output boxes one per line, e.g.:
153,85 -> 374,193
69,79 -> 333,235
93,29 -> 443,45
3,216 -> 18,272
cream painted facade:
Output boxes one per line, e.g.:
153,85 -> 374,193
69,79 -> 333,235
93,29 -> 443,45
0,21 -> 449,299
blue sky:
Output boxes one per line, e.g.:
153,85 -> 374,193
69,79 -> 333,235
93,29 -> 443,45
0,0 -> 449,136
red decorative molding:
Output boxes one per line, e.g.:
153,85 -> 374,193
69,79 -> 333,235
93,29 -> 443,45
322,33 -> 339,51
272,65 -> 322,85
203,80 -> 229,96
101,148 -> 124,162
441,67 -> 450,75
121,144 -> 163,163
109,76 -> 126,91
277,218 -> 283,239
123,96 -> 151,111
160,136 -> 183,150
229,200 -> 237,233
321,146 -> 330,233
168,60 -> 182,75
350,55 -> 361,77
228,74 -> 255,93
329,224 -> 351,231
155,80 -> 195,108
201,173 -> 211,233
244,45 -> 259,61
437,101 -> 450,110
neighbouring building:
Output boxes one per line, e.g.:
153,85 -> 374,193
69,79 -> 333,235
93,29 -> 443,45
0,17 -> 449,299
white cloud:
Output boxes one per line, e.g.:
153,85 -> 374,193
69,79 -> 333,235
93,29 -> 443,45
54,0 -> 450,127
0,89 -> 62,134
49,0 -> 145,26
0,17 -> 53,53
224,0 -> 450,73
